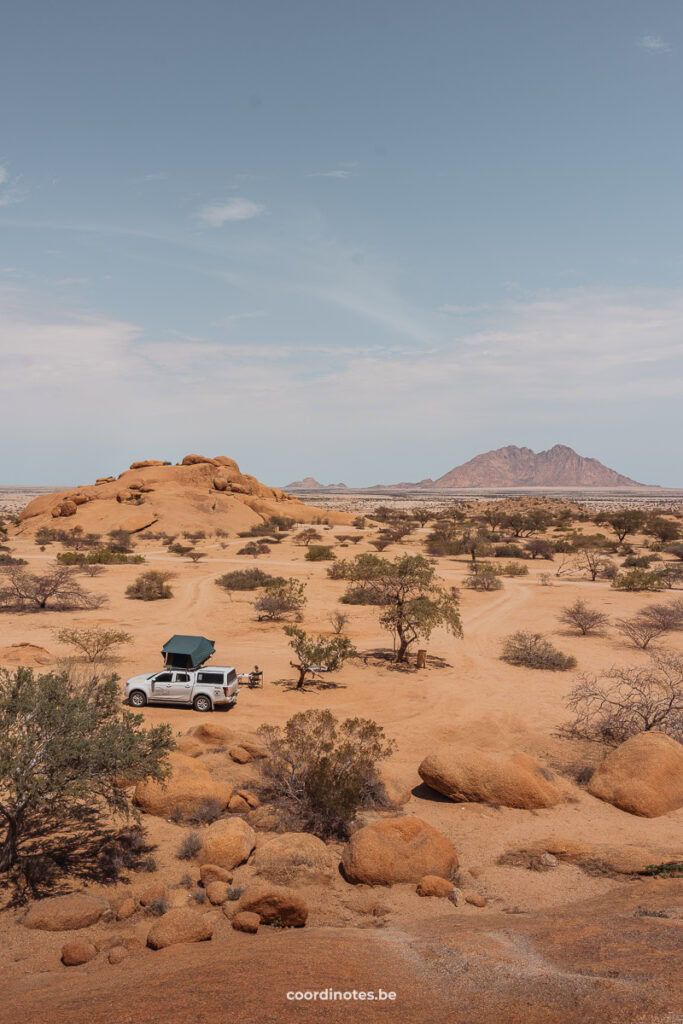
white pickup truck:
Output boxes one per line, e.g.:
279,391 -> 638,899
125,667 -> 240,712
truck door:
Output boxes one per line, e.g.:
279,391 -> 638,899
166,671 -> 193,701
149,671 -> 173,700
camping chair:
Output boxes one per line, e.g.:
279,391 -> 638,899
238,666 -> 264,688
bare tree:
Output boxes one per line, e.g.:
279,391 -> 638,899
558,599 -> 609,636
576,548 -> 614,582
329,610 -> 349,635
561,652 -> 683,744
615,616 -> 670,650
614,599 -> 683,650
0,565 -> 103,611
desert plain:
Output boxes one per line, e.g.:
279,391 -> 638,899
0,456 -> 681,1024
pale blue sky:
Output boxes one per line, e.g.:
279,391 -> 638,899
1,0 -> 682,486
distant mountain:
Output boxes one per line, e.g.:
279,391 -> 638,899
431,445 -> 647,488
285,477 -> 348,489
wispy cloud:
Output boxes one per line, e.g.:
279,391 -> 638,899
0,165 -> 24,208
637,35 -> 670,52
211,310 -> 268,326
307,169 -> 354,179
198,197 -> 265,227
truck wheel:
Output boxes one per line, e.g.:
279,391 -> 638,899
193,694 -> 212,713
128,690 -> 147,708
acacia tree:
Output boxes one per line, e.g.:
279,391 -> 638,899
558,599 -> 609,636
597,510 -> 646,544
55,627 -> 133,665
0,668 -> 174,871
342,553 -> 462,662
284,626 -> 356,688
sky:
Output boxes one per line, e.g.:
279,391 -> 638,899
1,0 -> 682,487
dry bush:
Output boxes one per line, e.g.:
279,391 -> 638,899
176,832 -> 202,860
501,631 -> 577,671
561,652 -> 683,745
0,565 -> 104,612
329,610 -> 349,634
216,569 -> 284,592
558,599 -> 609,636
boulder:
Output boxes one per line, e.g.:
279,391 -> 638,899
341,816 -> 458,886
418,748 -> 562,809
197,817 -> 256,870
116,898 -> 137,921
501,838 -> 683,875
228,794 -> 251,814
146,908 -> 214,950
108,946 -> 127,965
252,832 -> 336,885
23,893 -> 109,932
129,461 -> 165,470
587,732 -> 683,818
379,769 -> 412,807
416,875 -> 454,898
61,940 -> 97,966
175,736 -> 205,758
205,881 -> 230,905
229,746 -> 252,764
133,751 -> 233,819
187,724 -> 232,748
181,454 -> 219,467
236,883 -> 308,927
138,882 -> 166,907
236,789 -> 260,809
232,911 -> 260,934
200,864 -> 233,886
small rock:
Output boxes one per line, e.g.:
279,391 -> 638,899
236,789 -> 260,809
529,852 -> 558,872
465,892 -> 487,908
116,898 -> 137,921
200,864 -> 233,887
205,881 -> 230,906
416,875 -> 454,898
229,746 -> 252,764
108,946 -> 127,965
228,794 -> 251,813
232,911 -> 260,934
122,936 -> 144,952
61,940 -> 97,966
94,933 -> 125,952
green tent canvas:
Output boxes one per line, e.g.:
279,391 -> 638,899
161,635 -> 215,670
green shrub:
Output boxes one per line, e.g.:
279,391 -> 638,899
494,544 -> 527,559
257,709 -> 394,839
254,578 -> 306,621
305,545 -> 336,562
215,569 -> 284,591
126,571 -> 174,601
464,563 -> 503,591
501,631 -> 576,671
611,569 -> 667,592
497,561 -> 529,577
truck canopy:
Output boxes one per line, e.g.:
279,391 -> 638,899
161,634 -> 215,669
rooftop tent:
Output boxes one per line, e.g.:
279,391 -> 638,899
161,635 -> 215,670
